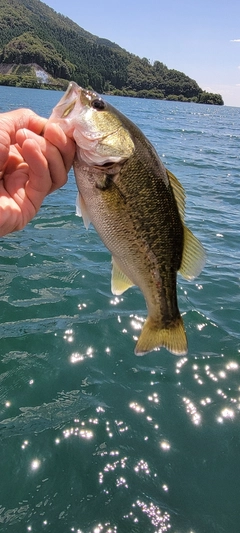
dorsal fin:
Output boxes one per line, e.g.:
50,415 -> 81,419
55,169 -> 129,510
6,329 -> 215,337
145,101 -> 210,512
180,226 -> 206,280
167,169 -> 185,221
166,170 -> 206,279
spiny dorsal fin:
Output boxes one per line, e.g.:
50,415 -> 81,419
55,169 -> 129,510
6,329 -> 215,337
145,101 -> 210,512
180,226 -> 206,280
166,170 -> 206,280
167,169 -> 186,221
111,257 -> 135,295
75,192 -> 91,229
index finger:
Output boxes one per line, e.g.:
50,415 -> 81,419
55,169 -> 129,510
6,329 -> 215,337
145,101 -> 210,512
0,109 -> 46,143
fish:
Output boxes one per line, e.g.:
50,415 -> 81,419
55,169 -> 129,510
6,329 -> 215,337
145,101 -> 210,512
49,81 -> 206,356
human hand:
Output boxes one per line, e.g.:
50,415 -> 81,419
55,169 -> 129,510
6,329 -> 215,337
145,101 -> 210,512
0,108 -> 75,237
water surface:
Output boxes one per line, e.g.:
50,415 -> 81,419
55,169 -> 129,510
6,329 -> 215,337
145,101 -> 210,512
0,86 -> 240,533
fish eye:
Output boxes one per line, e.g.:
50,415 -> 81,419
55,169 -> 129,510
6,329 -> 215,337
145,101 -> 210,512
91,98 -> 106,111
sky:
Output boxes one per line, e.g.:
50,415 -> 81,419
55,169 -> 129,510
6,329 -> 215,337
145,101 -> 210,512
43,0 -> 240,107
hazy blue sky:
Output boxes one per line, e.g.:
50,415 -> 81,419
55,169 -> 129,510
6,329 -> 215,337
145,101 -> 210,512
44,0 -> 240,107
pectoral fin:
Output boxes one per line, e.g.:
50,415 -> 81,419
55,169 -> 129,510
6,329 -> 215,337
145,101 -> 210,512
75,192 -> 91,229
111,257 -> 135,295
180,226 -> 206,280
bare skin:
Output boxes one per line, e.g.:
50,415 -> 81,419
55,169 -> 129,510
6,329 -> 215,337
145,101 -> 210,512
0,108 -> 75,236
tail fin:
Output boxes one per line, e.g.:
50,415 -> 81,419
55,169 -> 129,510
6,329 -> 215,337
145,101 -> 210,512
135,316 -> 188,356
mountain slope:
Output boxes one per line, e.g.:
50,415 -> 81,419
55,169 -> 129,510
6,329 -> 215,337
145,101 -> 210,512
0,0 -> 224,104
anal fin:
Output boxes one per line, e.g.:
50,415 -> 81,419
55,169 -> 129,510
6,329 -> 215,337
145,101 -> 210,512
111,257 -> 135,295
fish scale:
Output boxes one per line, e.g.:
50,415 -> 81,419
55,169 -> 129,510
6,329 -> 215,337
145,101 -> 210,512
49,82 -> 206,356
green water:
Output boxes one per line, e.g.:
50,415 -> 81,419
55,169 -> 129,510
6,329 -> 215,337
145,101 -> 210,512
0,86 -> 240,533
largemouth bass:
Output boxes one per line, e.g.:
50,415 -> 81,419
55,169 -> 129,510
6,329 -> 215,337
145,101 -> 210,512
49,82 -> 206,356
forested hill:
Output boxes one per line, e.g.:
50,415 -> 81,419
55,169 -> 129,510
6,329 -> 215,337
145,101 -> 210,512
0,0 -> 224,105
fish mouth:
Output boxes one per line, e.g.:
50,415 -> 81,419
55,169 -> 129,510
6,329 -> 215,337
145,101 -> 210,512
52,81 -> 79,118
59,82 -> 102,119
60,89 -> 80,119
57,82 -> 117,143
50,81 -> 135,165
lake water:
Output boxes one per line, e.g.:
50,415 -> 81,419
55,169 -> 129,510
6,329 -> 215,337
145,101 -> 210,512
0,86 -> 240,533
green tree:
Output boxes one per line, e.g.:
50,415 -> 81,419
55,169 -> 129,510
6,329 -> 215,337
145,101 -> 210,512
0,0 -> 224,105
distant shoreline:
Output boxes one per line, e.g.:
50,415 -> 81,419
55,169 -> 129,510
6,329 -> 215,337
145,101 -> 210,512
0,64 -> 224,106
